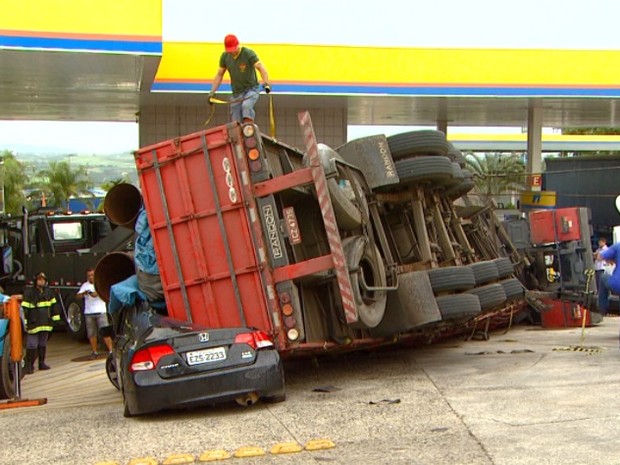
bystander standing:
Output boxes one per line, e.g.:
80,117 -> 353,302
77,268 -> 113,360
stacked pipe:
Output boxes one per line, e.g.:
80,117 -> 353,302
94,183 -> 164,311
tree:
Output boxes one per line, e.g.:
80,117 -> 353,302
101,177 -> 130,193
465,152 -> 526,197
36,160 -> 92,209
0,150 -> 28,215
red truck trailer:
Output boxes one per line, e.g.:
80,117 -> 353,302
99,112 -> 526,414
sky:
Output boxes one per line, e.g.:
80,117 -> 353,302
0,120 -> 534,156
0,121 -> 139,155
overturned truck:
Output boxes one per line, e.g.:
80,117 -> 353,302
97,112 -> 526,410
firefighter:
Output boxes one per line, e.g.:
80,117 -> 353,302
21,272 -> 60,374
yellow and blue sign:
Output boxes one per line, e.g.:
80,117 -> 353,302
152,42 -> 620,97
2,1 -> 620,97
520,191 -> 557,209
0,0 -> 162,54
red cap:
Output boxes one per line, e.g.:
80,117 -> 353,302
224,34 -> 239,53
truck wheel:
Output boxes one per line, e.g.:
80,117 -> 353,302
443,163 -> 465,189
446,142 -> 467,167
466,283 -> 507,311
65,295 -> 87,341
395,156 -> 454,187
306,144 -> 369,231
500,278 -> 525,300
343,236 -> 387,329
444,169 -> 475,199
387,130 -> 449,160
106,353 -> 120,391
435,293 -> 481,320
469,261 -> 500,286
0,333 -> 22,400
427,266 -> 476,294
492,257 -> 515,278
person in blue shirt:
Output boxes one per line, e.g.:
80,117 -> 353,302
596,242 -> 620,315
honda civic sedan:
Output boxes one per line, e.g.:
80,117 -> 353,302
105,303 -> 286,417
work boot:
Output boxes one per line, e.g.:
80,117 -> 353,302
38,346 -> 50,370
24,348 -> 37,375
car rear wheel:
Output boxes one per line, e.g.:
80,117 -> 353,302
105,353 -> 120,391
64,295 -> 87,341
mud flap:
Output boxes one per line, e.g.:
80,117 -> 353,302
370,271 -> 441,337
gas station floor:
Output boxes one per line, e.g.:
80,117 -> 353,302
2,317 -> 620,465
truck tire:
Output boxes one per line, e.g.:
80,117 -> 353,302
395,156 -> 454,187
327,178 -> 364,230
387,130 -> 449,160
444,169 -> 475,199
65,294 -> 87,341
443,162 -> 465,189
500,277 -> 525,300
446,142 -> 467,167
0,333 -> 22,400
492,257 -> 514,278
466,283 -> 507,311
469,261 -> 500,286
343,236 -> 387,329
427,266 -> 476,294
435,293 -> 481,320
309,144 -> 369,231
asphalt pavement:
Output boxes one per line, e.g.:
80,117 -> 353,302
2,316 -> 620,465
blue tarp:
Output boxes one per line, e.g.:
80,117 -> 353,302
134,207 -> 159,275
109,275 -> 147,314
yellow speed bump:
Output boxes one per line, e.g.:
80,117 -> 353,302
233,446 -> 265,458
163,453 -> 196,464
305,439 -> 336,451
269,442 -> 303,454
197,450 -> 231,462
128,458 -> 160,465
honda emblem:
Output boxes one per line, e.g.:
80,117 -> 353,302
198,332 -> 210,343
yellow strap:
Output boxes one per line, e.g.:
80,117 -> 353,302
268,93 -> 276,138
209,97 -> 230,105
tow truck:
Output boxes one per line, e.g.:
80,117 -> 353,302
0,208 -> 133,340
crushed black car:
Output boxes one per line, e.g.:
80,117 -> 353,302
104,303 -> 286,417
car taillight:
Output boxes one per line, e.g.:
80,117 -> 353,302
130,343 -> 175,372
234,330 -> 274,350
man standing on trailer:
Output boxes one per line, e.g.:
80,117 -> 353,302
208,34 -> 271,123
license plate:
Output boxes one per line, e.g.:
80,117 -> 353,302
186,347 -> 227,366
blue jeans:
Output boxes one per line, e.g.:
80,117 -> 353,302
230,86 -> 260,122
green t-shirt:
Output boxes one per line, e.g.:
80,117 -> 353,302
219,47 -> 260,95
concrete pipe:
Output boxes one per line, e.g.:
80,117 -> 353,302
94,252 -> 136,303
104,183 -> 142,229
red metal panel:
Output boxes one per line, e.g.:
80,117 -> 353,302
540,299 -> 593,328
529,208 -> 582,245
135,126 -> 272,331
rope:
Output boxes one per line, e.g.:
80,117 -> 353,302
204,90 -> 277,138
